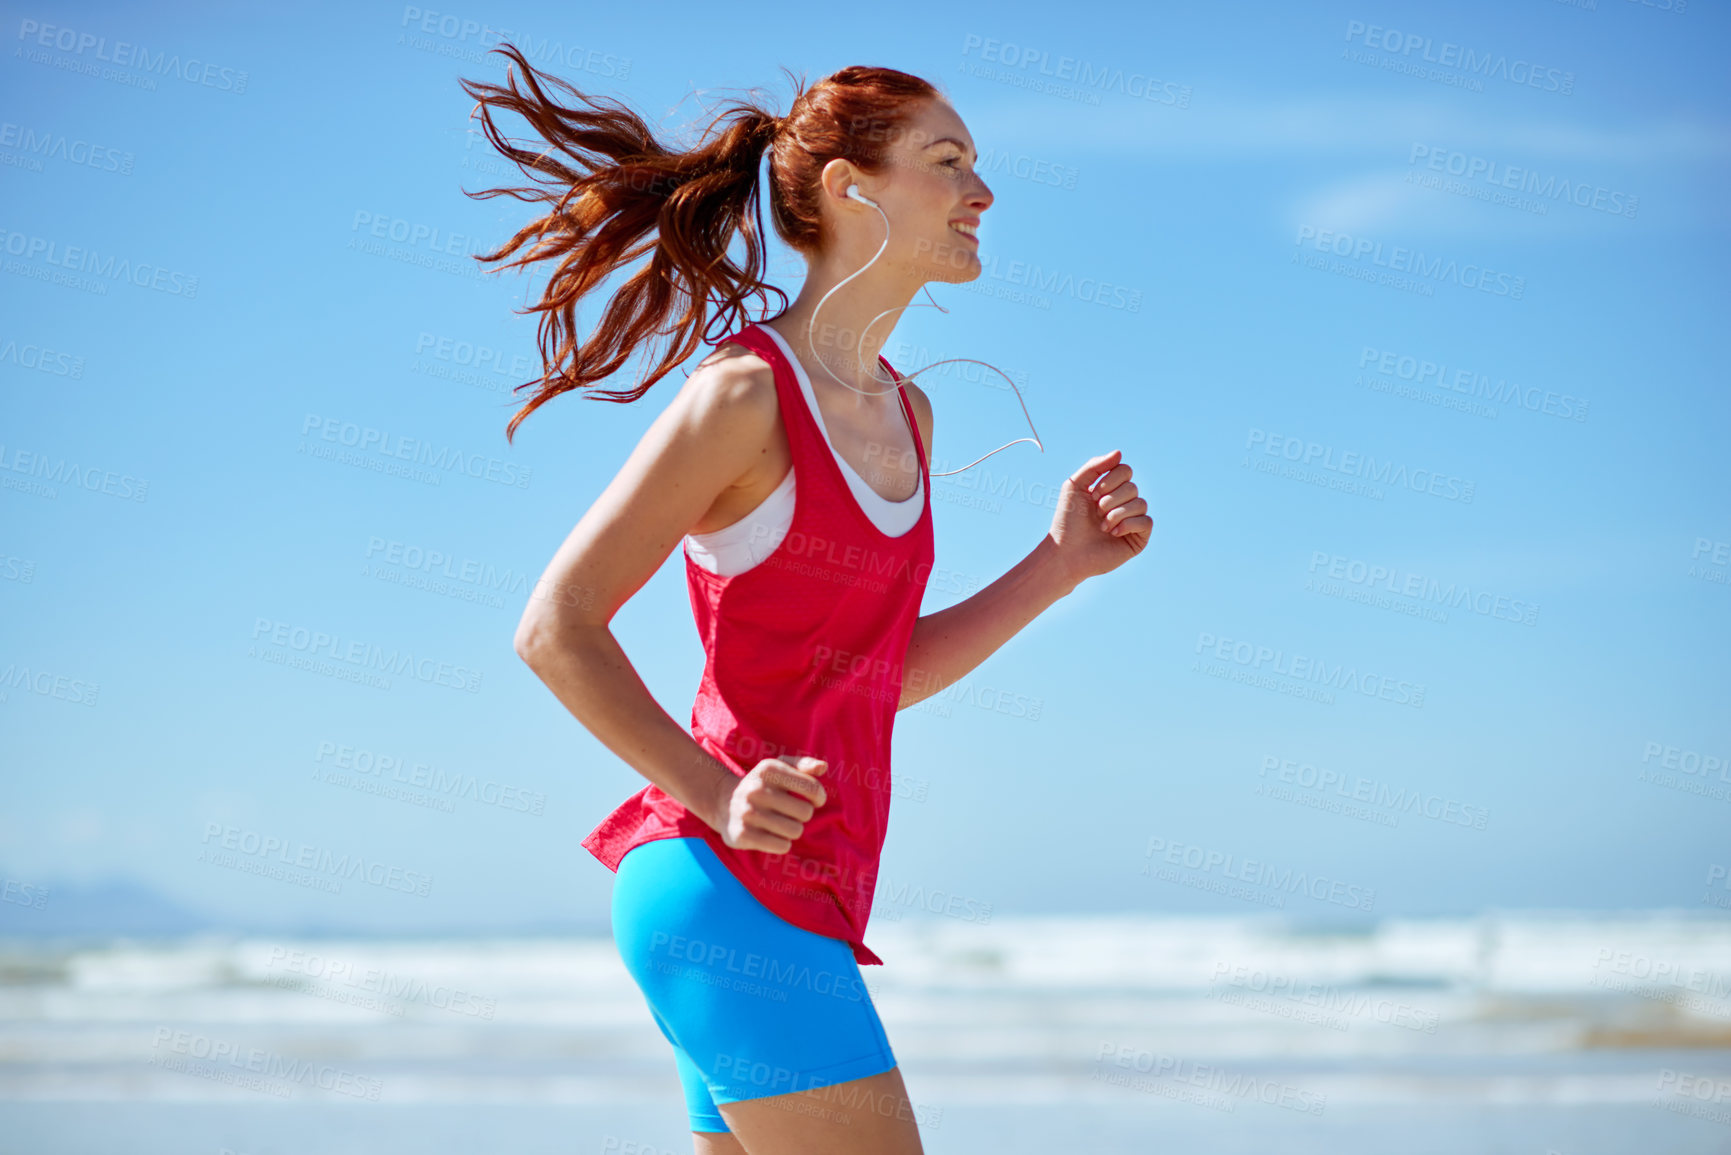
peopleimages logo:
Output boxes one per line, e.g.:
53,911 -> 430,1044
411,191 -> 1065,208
199,823 -> 434,897
0,442 -> 149,502
1144,836 -> 1377,912
0,335 -> 84,378
1342,20 -> 1575,96
648,931 -> 873,1003
914,238 -> 1143,313
0,662 -> 99,706
0,225 -> 199,297
1408,144 -> 1636,219
350,211 -> 488,257
265,945 -> 497,1019
975,147 -> 1080,190
1093,1042 -> 1327,1114
1307,550 -> 1539,626
0,120 -> 134,175
874,876 -> 994,924
249,617 -> 483,694
1207,962 -> 1441,1033
1245,428 -> 1475,504
1295,227 -> 1525,299
313,739 -> 546,815
411,330 -> 536,395
959,34 -> 1192,107
0,878 -> 49,910
1690,536 -> 1730,589
1590,948 -> 1731,1003
150,1028 -> 380,1101
1256,754 -> 1490,830
14,19 -> 250,93
397,7 -> 632,80
1194,629 -> 1426,708
362,535 -> 545,610
1641,740 -> 1729,782
1356,346 -> 1588,422
1705,865 -> 1731,912
299,414 -> 532,489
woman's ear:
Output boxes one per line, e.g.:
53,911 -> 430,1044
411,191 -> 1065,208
819,157 -> 865,207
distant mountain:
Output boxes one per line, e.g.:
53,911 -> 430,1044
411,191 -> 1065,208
0,875 -> 214,938
0,871 -> 610,941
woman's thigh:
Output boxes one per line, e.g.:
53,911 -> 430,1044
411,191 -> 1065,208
716,1065 -> 924,1155
611,836 -> 906,1141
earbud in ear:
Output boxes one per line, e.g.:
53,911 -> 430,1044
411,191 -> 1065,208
846,184 -> 879,208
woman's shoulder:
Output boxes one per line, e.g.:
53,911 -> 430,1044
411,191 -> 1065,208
695,334 -> 773,378
675,338 -> 782,447
897,374 -> 932,422
887,370 -> 933,462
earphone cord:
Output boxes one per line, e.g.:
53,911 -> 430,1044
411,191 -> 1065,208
805,197 -> 1044,478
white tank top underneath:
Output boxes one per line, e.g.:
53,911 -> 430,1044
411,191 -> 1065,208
684,325 -> 922,577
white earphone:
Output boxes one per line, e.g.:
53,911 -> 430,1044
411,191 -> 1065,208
805,180 -> 1042,476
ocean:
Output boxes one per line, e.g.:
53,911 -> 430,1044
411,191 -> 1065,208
2,912 -> 1729,1153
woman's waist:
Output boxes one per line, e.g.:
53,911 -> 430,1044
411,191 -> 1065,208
692,717 -> 897,786
695,667 -> 905,733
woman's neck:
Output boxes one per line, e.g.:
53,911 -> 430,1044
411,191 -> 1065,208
764,259 -> 922,404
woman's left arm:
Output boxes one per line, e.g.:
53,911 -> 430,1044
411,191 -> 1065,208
899,447 -> 1150,710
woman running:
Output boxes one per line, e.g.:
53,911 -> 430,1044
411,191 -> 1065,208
462,45 -> 1150,1155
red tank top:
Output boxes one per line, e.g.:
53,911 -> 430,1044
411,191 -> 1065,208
580,321 -> 935,966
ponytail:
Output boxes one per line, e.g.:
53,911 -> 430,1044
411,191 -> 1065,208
459,46 -> 938,441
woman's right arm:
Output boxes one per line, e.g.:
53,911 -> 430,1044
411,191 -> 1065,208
512,348 -> 827,852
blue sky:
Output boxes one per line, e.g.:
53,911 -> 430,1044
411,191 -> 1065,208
1,0 -> 1726,935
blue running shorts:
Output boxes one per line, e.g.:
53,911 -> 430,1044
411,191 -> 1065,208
611,835 -> 898,1133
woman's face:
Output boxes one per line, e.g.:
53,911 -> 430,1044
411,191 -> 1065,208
841,97 -> 994,286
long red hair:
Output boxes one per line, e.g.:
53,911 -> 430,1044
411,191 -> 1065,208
458,45 -> 940,441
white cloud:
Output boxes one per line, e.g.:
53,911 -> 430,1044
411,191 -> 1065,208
1294,171 -> 1424,235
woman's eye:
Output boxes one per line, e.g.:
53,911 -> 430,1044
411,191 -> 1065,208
942,156 -> 963,169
